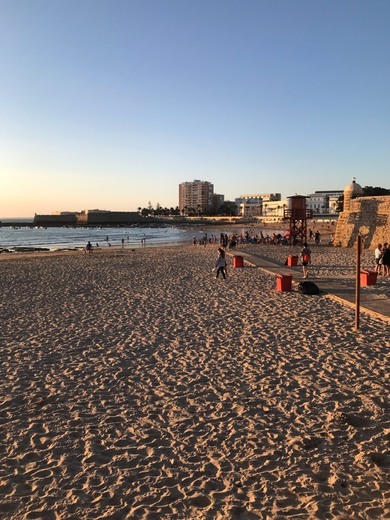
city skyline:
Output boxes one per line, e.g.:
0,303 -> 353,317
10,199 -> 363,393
1,0 -> 389,217
0,183 -> 348,219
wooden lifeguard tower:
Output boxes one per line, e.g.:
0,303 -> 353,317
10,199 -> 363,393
284,196 -> 313,246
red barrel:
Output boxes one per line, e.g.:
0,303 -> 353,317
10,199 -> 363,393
233,255 -> 244,268
287,255 -> 298,267
360,270 -> 378,286
276,274 -> 292,292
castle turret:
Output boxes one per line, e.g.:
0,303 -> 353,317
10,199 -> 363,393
343,178 -> 363,211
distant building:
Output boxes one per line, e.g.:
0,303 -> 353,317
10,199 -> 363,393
78,210 -> 143,225
235,195 -> 263,217
33,213 -> 77,226
235,193 -> 282,217
179,180 -> 214,215
52,211 -> 78,216
306,194 -> 329,215
258,193 -> 281,202
328,196 -> 342,214
33,209 -> 146,227
213,194 -> 224,212
262,200 -> 288,220
314,190 -> 343,198
306,190 -> 343,215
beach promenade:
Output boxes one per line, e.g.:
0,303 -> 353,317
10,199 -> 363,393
232,248 -> 390,323
0,246 -> 388,519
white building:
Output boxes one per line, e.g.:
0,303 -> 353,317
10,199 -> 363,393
235,193 -> 281,217
306,190 -> 343,215
262,200 -> 288,220
235,195 -> 263,217
306,194 -> 329,215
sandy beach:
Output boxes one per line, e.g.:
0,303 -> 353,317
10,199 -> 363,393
0,245 -> 389,519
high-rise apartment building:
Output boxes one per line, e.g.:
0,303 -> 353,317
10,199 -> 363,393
179,180 -> 214,215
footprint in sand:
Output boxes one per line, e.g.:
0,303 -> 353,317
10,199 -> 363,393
302,436 -> 324,450
30,433 -> 51,449
344,413 -> 372,427
188,494 -> 212,508
24,510 -> 56,519
0,502 -> 19,515
371,453 -> 390,467
328,474 -> 349,492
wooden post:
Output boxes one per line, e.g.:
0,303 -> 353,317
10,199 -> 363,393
355,235 -> 361,330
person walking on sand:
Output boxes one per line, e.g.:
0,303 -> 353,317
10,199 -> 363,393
215,247 -> 227,279
301,242 -> 311,278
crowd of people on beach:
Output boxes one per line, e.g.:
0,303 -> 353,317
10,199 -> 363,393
192,229 -> 324,250
83,228 -> 389,279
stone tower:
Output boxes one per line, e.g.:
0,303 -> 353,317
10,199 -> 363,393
334,179 -> 390,248
343,178 -> 364,211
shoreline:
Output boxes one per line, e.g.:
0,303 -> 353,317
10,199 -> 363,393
0,221 -> 336,256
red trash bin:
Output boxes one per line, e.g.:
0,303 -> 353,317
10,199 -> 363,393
276,274 -> 292,292
360,270 -> 378,286
233,255 -> 244,268
287,255 -> 298,267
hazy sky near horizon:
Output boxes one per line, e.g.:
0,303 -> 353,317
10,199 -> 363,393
1,0 -> 389,217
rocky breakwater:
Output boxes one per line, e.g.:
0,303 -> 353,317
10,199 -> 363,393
0,246 -> 51,254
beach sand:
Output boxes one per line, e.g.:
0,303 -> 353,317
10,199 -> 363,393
0,246 -> 388,519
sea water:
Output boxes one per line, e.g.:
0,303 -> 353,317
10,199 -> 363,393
0,217 -> 284,252
0,224 -> 196,251
0,222 -> 242,252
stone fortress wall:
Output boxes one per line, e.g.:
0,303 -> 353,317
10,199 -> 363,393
33,210 -> 147,227
334,195 -> 390,249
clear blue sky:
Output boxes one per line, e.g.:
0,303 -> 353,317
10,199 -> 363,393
1,0 -> 389,217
